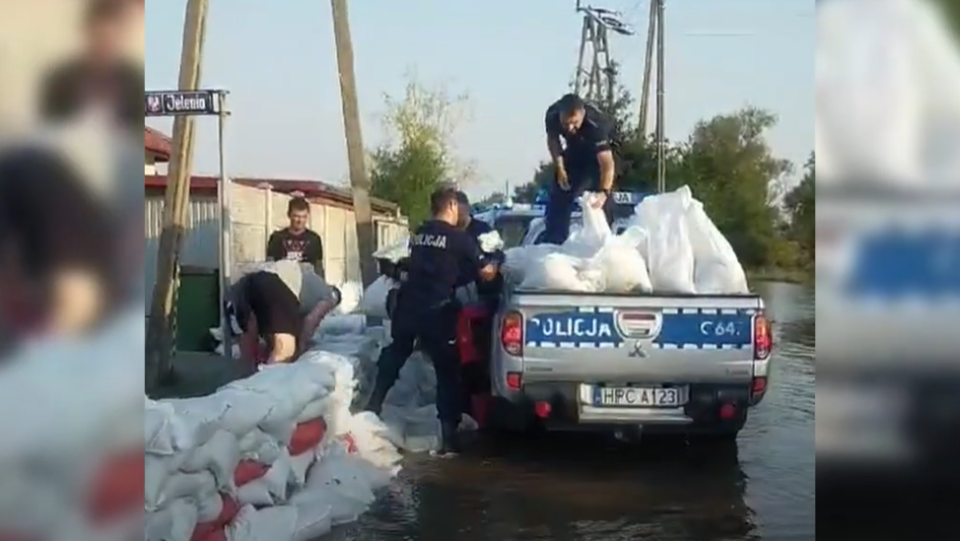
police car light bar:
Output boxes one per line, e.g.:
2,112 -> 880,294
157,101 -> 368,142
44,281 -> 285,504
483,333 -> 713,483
533,190 -> 647,206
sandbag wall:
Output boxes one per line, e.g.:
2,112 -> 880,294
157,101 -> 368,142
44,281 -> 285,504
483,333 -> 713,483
145,343 -> 404,541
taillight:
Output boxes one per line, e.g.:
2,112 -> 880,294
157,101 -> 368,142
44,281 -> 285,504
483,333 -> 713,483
753,312 -> 772,360
500,311 -> 523,356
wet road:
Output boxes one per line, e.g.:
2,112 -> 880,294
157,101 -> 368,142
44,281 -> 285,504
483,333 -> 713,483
335,282 -> 815,541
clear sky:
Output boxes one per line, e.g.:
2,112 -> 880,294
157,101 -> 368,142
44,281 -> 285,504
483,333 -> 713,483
145,0 -> 813,198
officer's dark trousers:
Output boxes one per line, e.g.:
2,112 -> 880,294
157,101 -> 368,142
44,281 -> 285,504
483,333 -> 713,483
541,164 -> 615,245
371,304 -> 463,425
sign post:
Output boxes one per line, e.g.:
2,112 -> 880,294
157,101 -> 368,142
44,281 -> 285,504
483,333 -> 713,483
146,89 -> 234,359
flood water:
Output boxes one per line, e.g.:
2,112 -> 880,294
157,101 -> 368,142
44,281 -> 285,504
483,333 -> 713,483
333,282 -> 815,541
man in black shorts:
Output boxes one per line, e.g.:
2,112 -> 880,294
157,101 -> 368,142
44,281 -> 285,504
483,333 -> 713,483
227,260 -> 341,367
365,187 -> 500,456
542,93 -> 618,244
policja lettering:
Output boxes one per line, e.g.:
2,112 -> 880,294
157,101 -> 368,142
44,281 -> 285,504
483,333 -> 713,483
411,233 -> 448,249
539,317 -> 612,338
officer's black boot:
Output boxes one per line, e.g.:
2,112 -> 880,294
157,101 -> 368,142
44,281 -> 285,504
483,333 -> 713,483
364,387 -> 387,416
438,421 -> 462,456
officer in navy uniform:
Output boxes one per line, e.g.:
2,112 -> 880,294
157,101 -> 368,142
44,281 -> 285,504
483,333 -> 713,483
365,187 -> 500,455
454,191 -> 504,310
541,93 -> 618,245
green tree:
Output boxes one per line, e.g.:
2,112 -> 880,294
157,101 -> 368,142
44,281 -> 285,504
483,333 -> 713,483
476,191 -> 508,206
369,76 -> 472,225
784,152 -> 815,266
678,107 -> 793,268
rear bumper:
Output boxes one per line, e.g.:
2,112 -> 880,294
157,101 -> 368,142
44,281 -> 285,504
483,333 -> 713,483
491,381 -> 751,433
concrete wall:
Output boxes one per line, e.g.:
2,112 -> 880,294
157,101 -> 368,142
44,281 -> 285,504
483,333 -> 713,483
144,182 -> 408,307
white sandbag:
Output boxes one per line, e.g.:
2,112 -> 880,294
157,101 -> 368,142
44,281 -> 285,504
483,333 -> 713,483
236,478 -> 274,507
357,275 -> 396,319
226,504 -> 298,541
334,281 -> 363,315
180,429 -> 241,492
144,456 -> 172,510
478,230 -> 504,253
345,412 -> 403,471
289,486 -> 365,527
288,449 -> 316,487
238,429 -> 282,464
146,470 -> 216,511
630,187 -> 697,294
315,314 -> 366,337
295,396 -> 329,423
583,227 -> 653,293
560,192 -> 611,258
145,497 -> 197,541
196,490 -> 224,523
519,253 -> 596,292
260,449 -> 294,502
291,494 -> 333,541
685,200 -> 749,294
372,236 -> 410,262
501,244 -> 555,286
155,397 -> 229,454
309,454 -> 390,498
299,457 -> 377,525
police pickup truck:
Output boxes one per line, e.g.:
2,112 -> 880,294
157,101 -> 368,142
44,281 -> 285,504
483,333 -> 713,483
377,192 -> 772,442
475,192 -> 772,442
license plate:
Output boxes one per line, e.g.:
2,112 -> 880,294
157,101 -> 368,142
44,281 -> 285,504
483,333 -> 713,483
593,386 -> 681,407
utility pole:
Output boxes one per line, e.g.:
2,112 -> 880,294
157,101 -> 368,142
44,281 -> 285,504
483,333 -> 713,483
655,0 -> 666,193
330,0 -> 377,289
145,0 -> 209,391
573,3 -> 633,107
638,0 -> 657,136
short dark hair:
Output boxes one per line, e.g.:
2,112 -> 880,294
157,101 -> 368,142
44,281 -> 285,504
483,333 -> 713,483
86,0 -> 126,27
455,191 -> 470,206
558,93 -> 585,116
288,197 -> 310,214
430,187 -> 460,215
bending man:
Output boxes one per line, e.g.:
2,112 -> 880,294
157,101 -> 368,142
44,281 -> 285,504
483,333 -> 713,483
542,93 -> 617,245
226,259 -> 342,368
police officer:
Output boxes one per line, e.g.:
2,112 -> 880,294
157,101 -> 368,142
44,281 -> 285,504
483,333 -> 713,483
365,187 -> 500,456
226,260 -> 341,368
542,93 -> 618,245
454,191 -> 504,310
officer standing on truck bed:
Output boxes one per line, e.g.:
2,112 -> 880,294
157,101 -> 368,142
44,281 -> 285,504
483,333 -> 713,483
365,187 -> 500,456
542,93 -> 617,245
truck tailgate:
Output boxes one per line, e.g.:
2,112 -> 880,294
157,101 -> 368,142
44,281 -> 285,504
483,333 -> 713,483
509,291 -> 764,385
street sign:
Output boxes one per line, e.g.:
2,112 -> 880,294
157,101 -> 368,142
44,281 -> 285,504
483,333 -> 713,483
145,90 -> 222,117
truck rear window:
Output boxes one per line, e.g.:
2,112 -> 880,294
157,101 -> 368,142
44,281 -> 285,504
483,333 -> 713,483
493,216 -> 537,248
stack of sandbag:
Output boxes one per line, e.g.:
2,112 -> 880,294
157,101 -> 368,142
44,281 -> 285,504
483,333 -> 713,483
0,308 -> 145,541
144,347 -> 403,541
507,186 -> 748,295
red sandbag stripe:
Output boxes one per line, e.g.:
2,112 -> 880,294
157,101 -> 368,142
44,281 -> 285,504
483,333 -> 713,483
191,494 -> 239,541
233,459 -> 269,487
85,446 -> 145,523
288,417 -> 327,456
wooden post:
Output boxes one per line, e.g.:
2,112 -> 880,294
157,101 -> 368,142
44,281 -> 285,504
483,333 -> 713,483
330,0 -> 378,289
145,0 -> 209,391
